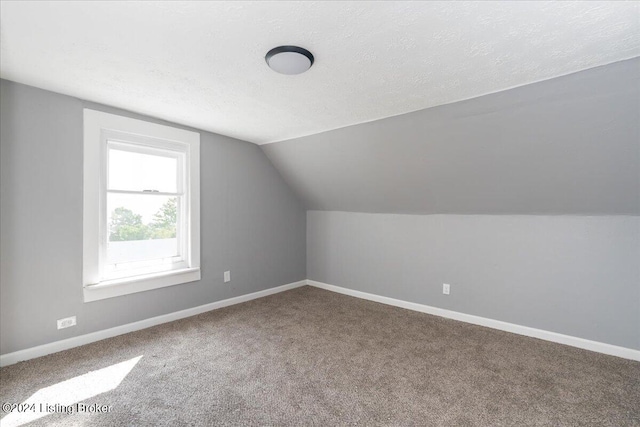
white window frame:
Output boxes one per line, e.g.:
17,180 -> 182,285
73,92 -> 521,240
83,109 -> 200,302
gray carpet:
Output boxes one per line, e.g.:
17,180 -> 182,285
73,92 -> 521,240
1,286 -> 639,426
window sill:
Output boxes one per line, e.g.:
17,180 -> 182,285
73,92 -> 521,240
83,267 -> 201,302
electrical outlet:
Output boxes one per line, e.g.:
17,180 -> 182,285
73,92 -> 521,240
224,271 -> 231,283
57,316 -> 76,329
443,283 -> 450,295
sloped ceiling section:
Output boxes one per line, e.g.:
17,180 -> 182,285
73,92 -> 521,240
1,1 -> 638,144
262,58 -> 640,215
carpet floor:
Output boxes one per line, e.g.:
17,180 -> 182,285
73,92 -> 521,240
1,286 -> 639,426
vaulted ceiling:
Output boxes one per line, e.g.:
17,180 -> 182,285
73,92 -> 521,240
262,59 -> 640,215
1,2 -> 638,215
1,1 -> 638,144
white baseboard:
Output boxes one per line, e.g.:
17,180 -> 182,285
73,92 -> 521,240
0,280 -> 307,367
3,279 -> 637,367
306,280 -> 640,362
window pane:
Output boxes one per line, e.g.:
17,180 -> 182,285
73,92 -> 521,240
106,193 -> 180,265
108,147 -> 178,193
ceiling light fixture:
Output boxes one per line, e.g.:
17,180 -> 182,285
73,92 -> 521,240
265,46 -> 314,75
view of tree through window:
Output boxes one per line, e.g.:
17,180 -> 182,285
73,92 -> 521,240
109,197 -> 177,242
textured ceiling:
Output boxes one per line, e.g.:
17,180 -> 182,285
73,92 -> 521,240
1,1 -> 639,144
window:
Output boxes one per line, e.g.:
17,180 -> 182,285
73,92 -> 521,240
83,109 -> 200,302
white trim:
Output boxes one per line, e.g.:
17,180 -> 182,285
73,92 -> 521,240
0,280 -> 306,367
4,279 -> 636,367
83,268 -> 201,302
83,109 -> 201,301
306,280 -> 640,362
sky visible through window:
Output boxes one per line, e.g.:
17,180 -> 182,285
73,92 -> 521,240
108,148 -> 178,223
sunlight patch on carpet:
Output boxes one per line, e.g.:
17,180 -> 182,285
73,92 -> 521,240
1,356 -> 142,427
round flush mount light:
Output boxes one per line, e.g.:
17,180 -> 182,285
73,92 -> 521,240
265,46 -> 314,75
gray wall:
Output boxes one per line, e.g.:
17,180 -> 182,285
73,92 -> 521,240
263,58 -> 640,215
0,79 -> 306,355
263,58 -> 640,351
307,211 -> 640,350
